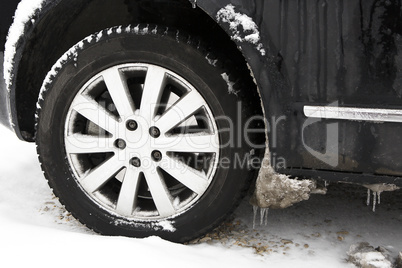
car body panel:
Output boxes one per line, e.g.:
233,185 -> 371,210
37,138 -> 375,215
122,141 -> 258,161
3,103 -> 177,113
1,0 -> 402,185
255,0 -> 402,179
198,1 -> 402,184
0,1 -> 19,131
0,0 -> 60,139
0,52 -> 12,130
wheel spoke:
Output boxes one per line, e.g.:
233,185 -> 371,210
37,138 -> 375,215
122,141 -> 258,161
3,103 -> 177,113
102,67 -> 135,118
159,156 -> 209,195
80,156 -> 123,193
72,94 -> 119,135
116,168 -> 141,216
143,169 -> 175,217
139,66 -> 167,122
158,134 -> 219,153
154,91 -> 205,134
65,134 -> 115,154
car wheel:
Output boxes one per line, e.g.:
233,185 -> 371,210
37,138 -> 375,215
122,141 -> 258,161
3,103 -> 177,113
35,25 -> 262,242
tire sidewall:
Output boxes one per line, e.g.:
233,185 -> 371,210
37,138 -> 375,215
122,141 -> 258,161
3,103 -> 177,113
37,28 -> 253,242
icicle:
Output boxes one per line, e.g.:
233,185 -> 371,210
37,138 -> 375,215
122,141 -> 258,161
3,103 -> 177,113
378,192 -> 381,205
252,206 -> 269,228
253,205 -> 258,229
260,208 -> 269,226
372,192 -> 377,212
264,208 -> 269,225
260,208 -> 265,225
366,189 -> 370,206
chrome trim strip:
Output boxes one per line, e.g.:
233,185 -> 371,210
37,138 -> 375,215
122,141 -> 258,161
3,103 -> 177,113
304,106 -> 402,123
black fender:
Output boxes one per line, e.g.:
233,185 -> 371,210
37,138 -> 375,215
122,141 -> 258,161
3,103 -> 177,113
2,0 -> 63,140
4,0 -> 282,145
197,0 -> 290,115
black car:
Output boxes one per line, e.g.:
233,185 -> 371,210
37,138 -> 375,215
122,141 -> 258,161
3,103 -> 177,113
1,0 -> 401,242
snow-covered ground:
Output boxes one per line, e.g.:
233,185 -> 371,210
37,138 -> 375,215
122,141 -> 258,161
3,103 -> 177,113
0,125 -> 401,267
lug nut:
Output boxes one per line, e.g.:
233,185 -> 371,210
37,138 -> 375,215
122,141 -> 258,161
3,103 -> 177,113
149,127 -> 160,138
107,103 -> 116,112
130,157 -> 141,167
126,120 -> 138,131
151,150 -> 162,162
114,139 -> 126,149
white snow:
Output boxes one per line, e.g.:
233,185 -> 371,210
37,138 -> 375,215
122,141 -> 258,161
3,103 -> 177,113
113,218 -> 176,232
133,24 -> 140,33
158,220 -> 176,232
3,0 -> 46,91
95,31 -> 103,42
205,53 -> 218,66
142,25 -> 149,34
1,125 -> 401,267
216,4 -> 266,56
221,72 -> 238,95
362,252 -> 392,268
151,25 -> 158,34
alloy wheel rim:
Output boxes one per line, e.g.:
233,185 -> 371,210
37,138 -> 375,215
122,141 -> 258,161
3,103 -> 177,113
64,63 -> 220,220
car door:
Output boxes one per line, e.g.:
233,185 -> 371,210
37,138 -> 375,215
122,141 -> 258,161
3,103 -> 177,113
259,0 -> 402,177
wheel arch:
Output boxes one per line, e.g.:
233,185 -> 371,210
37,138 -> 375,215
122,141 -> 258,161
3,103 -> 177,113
7,0 -> 272,142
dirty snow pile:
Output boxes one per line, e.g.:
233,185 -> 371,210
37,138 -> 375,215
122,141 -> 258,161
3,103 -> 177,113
4,0 -> 45,90
249,148 -> 321,227
347,242 -> 394,268
250,166 -> 316,210
396,252 -> 402,268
